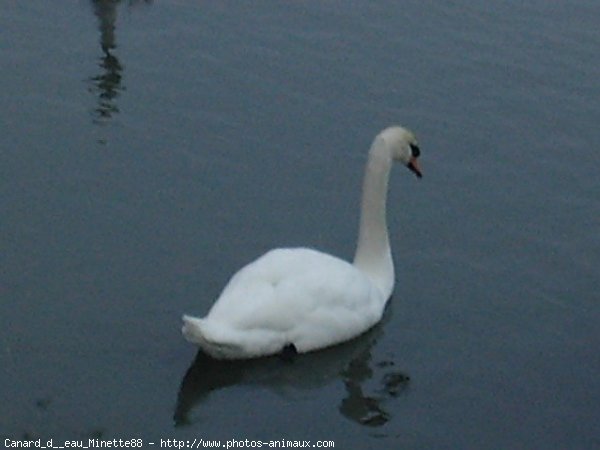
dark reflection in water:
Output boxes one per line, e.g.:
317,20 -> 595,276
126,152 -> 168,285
340,351 -> 409,427
88,0 -> 124,123
88,0 -> 151,124
174,309 -> 409,428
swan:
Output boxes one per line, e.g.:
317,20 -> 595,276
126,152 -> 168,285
182,126 -> 422,359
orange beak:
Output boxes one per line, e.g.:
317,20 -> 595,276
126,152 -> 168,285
407,156 -> 423,178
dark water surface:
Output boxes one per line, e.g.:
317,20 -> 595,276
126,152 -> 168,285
1,1 -> 599,448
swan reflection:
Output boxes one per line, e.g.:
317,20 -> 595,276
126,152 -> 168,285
339,351 -> 409,427
174,309 -> 409,428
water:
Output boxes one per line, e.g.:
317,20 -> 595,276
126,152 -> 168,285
1,1 -> 599,448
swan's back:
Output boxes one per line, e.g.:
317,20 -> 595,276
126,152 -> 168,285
183,248 -> 386,359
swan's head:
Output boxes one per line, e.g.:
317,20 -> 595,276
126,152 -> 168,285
382,126 -> 423,178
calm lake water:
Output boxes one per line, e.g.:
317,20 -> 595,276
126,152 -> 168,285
1,1 -> 599,448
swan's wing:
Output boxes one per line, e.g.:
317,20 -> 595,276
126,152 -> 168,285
205,248 -> 385,352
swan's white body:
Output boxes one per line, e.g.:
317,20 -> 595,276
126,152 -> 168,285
183,126 -> 422,359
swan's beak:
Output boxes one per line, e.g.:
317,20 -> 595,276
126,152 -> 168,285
407,157 -> 423,179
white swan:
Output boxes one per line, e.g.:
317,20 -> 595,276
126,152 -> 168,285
182,126 -> 422,359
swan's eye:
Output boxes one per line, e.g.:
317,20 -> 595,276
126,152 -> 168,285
410,143 -> 420,157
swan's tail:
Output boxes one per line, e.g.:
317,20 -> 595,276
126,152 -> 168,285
181,315 -> 208,345
181,314 -> 243,359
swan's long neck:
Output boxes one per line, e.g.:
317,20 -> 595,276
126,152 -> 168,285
353,136 -> 395,299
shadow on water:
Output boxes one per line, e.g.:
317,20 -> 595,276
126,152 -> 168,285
88,0 -> 151,124
174,307 -> 410,428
